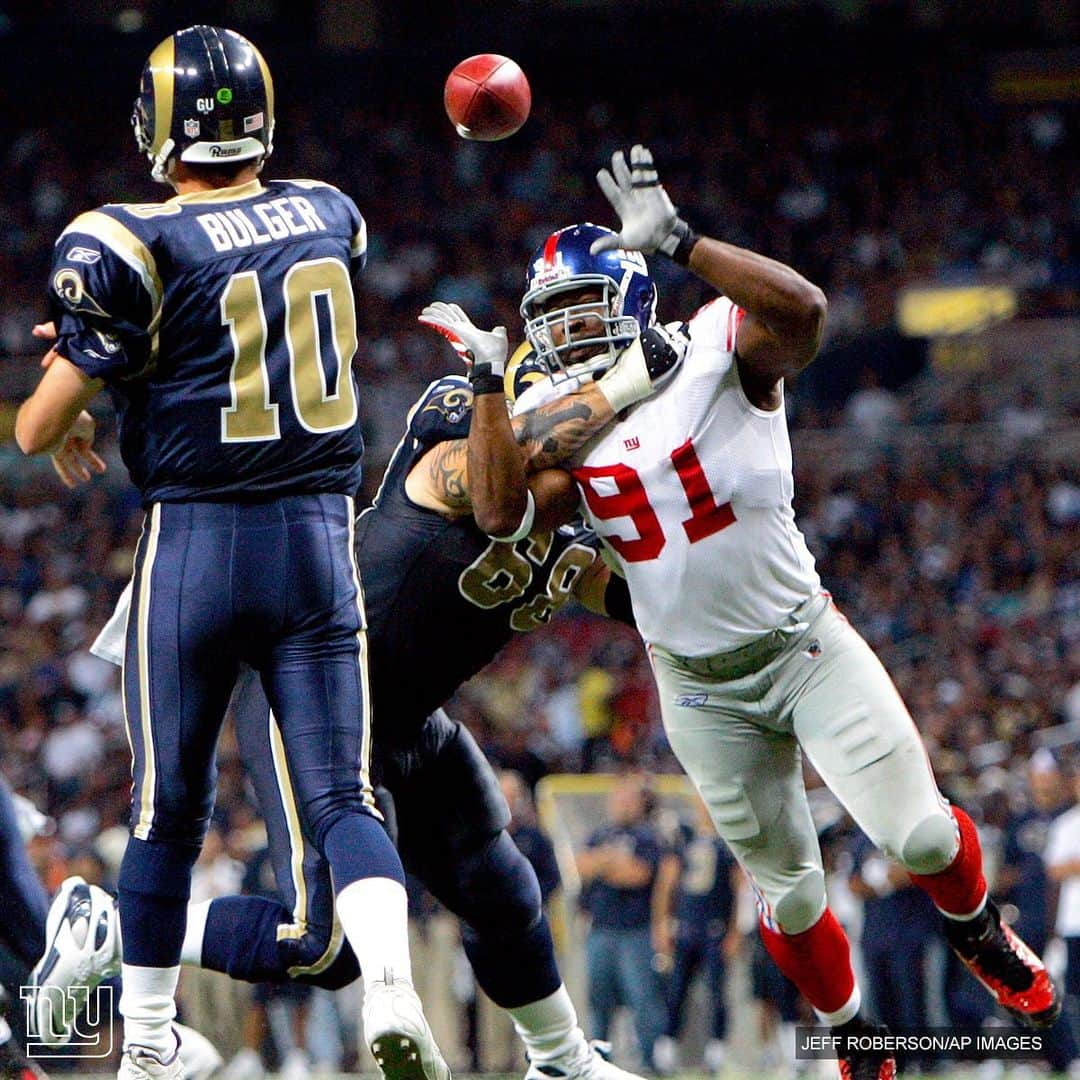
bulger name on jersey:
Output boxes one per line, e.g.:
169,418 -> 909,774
197,195 -> 328,252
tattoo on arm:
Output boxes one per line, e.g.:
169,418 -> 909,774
511,396 -> 605,470
426,438 -> 471,509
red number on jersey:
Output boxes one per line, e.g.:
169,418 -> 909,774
573,439 -> 736,562
573,463 -> 665,562
670,438 -> 737,542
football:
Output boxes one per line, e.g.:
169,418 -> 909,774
444,54 -> 531,141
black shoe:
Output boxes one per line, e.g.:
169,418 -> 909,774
833,1018 -> 896,1080
943,900 -> 1061,1029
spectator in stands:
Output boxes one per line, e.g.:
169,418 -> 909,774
577,644 -> 619,773
848,833 -> 939,1072
652,795 -> 738,1076
576,773 -> 666,1071
993,750 -> 1078,1071
1045,755 -> 1080,1058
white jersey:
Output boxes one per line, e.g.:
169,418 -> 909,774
570,298 -> 819,656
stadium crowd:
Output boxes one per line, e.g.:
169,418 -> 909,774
0,9 -> 1077,1075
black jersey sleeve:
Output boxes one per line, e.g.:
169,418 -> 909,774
406,375 -> 474,452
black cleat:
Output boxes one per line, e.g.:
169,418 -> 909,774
944,900 -> 1061,1029
833,1018 -> 896,1080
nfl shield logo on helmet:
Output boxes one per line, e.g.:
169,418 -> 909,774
184,118 -> 200,138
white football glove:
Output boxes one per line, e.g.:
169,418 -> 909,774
418,301 -> 508,383
591,144 -> 698,263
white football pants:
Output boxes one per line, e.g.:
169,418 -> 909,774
650,592 -> 958,935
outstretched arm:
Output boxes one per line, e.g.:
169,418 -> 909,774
411,303 -> 685,528
592,144 -> 826,409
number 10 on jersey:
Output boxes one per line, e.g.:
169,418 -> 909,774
220,257 -> 358,442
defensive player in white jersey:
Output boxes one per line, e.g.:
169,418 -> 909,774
447,146 -> 1061,1080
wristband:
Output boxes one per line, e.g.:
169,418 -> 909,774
488,489 -> 536,543
658,218 -> 700,266
596,336 -> 652,413
471,373 -> 504,396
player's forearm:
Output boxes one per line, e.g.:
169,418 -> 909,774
468,389 -> 530,537
15,361 -> 102,455
688,236 -> 826,365
603,853 -> 653,889
511,384 -> 615,471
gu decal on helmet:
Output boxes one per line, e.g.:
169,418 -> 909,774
132,25 -> 276,183
520,223 -> 657,380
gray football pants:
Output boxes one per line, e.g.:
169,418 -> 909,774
651,592 -> 958,935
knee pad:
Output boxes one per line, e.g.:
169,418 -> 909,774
389,710 -> 511,852
772,868 -> 827,935
425,831 -> 543,939
899,811 -> 959,875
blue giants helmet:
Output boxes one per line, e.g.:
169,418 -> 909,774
132,25 -> 275,183
520,224 -> 657,379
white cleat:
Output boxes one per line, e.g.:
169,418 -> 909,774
27,875 -> 120,1045
118,1040 -> 185,1080
173,1023 -> 223,1080
524,1040 -> 646,1080
363,976 -> 451,1080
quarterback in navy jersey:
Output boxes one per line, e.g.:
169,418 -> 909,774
16,26 -> 445,1080
32,320 -> 678,1080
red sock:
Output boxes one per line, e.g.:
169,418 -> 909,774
759,907 -> 856,1016
908,806 -> 987,917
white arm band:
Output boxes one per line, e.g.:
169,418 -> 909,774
596,335 -> 653,413
488,489 -> 536,543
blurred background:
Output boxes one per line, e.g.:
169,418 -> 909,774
0,0 -> 1077,1075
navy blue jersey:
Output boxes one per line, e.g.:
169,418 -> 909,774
355,375 -> 599,740
49,178 -> 367,503
1001,806 -> 1069,948
673,834 -> 736,937
580,823 -> 661,930
850,833 -> 938,949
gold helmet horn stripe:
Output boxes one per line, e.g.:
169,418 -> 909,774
147,35 -> 176,157
253,43 -> 275,132
504,340 -> 545,404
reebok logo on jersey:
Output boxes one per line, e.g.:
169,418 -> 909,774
66,246 -> 101,265
624,436 -> 641,451
802,639 -> 822,660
